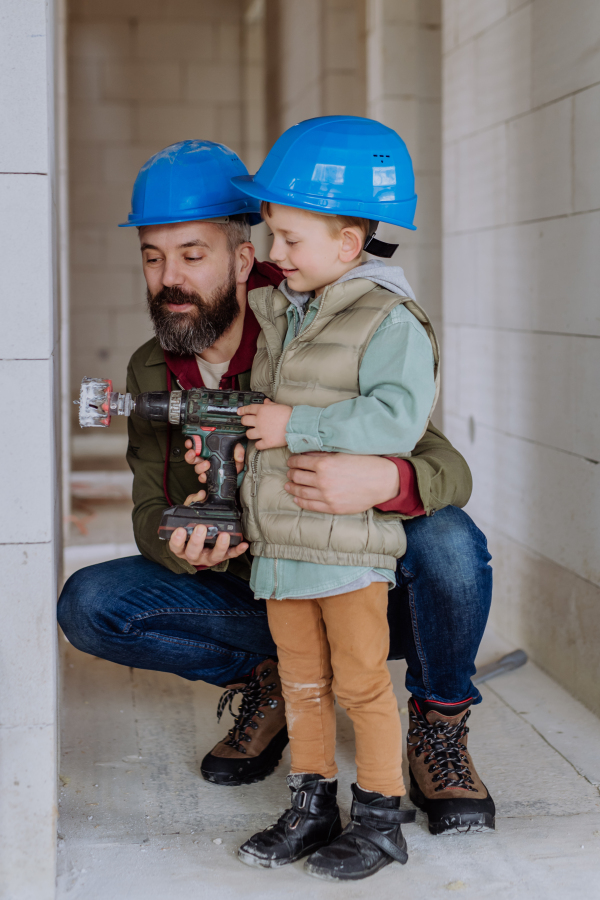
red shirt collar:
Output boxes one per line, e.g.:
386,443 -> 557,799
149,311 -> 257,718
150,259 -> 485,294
163,260 -> 282,390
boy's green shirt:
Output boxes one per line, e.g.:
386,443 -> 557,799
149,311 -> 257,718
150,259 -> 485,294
125,337 -> 473,580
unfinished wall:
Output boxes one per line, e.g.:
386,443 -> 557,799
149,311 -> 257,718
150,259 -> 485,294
442,0 -> 600,714
0,0 -> 60,896
272,0 -> 366,132
366,0 -> 442,337
68,0 -> 246,414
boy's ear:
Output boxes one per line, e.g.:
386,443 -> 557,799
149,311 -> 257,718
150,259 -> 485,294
339,227 -> 364,263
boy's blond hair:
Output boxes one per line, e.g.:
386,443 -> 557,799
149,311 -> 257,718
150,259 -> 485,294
261,201 -> 376,245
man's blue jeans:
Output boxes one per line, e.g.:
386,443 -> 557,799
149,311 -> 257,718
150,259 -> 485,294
58,506 -> 492,706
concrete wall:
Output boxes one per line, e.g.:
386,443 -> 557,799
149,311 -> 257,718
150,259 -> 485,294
367,0 -> 442,421
442,0 -> 600,714
68,0 -> 246,403
274,0 -> 366,132
0,1 -> 60,897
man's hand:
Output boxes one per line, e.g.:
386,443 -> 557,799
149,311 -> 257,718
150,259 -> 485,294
184,440 -> 246,488
237,398 -> 292,450
168,488 -> 249,566
285,452 -> 401,515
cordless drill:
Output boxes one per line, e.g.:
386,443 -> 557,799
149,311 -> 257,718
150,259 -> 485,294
77,376 -> 265,546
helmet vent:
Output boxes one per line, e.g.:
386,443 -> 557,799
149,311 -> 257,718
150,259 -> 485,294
373,154 -> 391,158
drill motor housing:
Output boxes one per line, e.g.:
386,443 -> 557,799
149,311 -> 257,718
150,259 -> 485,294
158,387 -> 265,545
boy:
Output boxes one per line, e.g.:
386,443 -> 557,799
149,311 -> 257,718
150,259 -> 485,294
233,116 -> 439,881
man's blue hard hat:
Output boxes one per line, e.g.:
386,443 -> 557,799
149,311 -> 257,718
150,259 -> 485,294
231,116 -> 417,231
119,140 -> 262,228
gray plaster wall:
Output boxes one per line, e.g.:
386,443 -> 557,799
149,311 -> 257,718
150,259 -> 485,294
67,0 -> 247,399
442,0 -> 600,715
0,1 -> 61,897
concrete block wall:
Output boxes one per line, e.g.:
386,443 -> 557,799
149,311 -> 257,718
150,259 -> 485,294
442,0 -> 600,714
0,1 -> 60,897
367,0 -> 442,418
68,0 -> 246,404
266,0 -> 366,135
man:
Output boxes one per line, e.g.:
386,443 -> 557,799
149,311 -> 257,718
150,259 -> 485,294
58,140 -> 494,836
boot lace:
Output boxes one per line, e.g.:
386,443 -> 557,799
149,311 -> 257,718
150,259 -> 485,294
409,707 -> 477,792
216,667 -> 278,753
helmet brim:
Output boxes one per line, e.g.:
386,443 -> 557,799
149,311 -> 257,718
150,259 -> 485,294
119,209 -> 263,228
231,175 -> 417,231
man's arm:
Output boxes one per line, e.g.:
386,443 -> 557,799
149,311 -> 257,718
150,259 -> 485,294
402,422 -> 472,513
284,422 -> 472,517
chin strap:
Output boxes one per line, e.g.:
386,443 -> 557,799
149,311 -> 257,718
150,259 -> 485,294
363,224 -> 399,259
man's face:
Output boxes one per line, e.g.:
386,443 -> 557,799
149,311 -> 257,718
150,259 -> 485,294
140,221 -> 250,356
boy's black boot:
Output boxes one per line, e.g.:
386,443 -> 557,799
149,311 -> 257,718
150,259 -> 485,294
305,783 -> 415,881
238,774 -> 342,868
407,697 -> 496,835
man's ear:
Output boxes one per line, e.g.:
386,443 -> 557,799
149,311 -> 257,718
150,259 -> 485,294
339,227 -> 364,263
236,242 -> 256,283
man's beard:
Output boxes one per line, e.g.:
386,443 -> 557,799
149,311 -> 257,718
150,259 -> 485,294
147,269 -> 240,357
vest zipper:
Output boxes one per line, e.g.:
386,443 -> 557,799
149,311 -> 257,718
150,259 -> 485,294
270,290 -> 329,395
250,447 -> 260,497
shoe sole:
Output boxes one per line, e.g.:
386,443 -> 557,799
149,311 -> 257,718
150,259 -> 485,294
305,855 -> 398,882
409,771 -> 495,836
202,758 -> 280,787
238,842 -> 327,869
201,728 -> 289,786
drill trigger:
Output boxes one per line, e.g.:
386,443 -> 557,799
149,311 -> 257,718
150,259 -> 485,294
192,435 -> 203,457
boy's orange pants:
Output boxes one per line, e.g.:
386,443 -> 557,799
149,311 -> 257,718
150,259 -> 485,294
266,582 -> 405,796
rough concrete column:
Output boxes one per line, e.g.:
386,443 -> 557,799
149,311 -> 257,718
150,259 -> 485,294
442,0 -> 600,714
0,1 -> 60,897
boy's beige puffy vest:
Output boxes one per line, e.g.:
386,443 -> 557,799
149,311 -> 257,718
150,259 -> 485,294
240,278 -> 440,570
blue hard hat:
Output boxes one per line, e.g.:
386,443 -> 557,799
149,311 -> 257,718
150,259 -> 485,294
119,140 -> 262,227
231,116 -> 417,231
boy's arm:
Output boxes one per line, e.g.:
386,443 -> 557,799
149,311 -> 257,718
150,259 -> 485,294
286,307 -> 436,457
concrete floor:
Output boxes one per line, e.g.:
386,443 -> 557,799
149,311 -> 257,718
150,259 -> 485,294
59,489 -> 600,899
58,624 -> 600,900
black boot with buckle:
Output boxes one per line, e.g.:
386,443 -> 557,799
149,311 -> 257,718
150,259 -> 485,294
305,783 -> 416,881
200,659 -> 288,786
238,773 -> 342,868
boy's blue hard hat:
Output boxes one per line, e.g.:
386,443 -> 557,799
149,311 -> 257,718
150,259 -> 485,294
119,140 -> 262,228
231,116 -> 417,230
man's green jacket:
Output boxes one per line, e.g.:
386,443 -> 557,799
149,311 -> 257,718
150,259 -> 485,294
126,337 -> 473,581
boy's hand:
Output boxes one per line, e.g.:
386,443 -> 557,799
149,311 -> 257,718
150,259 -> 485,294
237,398 -> 292,450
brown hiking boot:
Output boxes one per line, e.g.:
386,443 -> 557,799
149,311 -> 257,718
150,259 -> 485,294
407,698 -> 495,834
200,659 -> 288,786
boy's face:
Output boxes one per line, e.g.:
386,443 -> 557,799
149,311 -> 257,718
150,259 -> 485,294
265,205 -> 363,295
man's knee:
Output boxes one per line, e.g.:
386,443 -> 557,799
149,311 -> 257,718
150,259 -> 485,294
58,562 -> 123,653
402,506 -> 491,579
